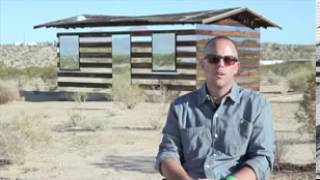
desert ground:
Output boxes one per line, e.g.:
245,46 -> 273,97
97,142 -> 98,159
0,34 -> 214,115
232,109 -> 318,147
0,86 -> 315,180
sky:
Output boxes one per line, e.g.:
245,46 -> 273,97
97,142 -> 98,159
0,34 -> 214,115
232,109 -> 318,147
0,0 -> 316,44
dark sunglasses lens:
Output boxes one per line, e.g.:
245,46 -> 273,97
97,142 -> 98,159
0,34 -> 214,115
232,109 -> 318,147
207,55 -> 221,64
206,55 -> 237,65
223,56 -> 237,65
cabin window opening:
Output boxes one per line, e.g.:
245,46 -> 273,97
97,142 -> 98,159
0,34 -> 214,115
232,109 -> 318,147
59,35 -> 79,70
152,33 -> 176,72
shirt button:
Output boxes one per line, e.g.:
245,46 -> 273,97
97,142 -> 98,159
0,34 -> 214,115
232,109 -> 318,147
213,153 -> 217,157
215,114 -> 218,118
214,134 -> 218,138
205,164 -> 210,169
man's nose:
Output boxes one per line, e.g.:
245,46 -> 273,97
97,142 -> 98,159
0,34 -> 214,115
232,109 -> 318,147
216,58 -> 225,67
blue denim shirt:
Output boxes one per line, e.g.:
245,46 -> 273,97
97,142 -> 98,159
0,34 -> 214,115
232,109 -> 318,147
155,82 -> 275,180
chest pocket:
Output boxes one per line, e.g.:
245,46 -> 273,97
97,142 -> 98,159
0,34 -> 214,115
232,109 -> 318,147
180,126 -> 212,160
221,118 -> 253,156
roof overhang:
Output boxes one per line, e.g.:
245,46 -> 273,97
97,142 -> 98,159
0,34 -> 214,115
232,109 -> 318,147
34,7 -> 281,30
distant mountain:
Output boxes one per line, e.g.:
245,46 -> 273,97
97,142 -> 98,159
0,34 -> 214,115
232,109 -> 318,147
0,43 -> 57,68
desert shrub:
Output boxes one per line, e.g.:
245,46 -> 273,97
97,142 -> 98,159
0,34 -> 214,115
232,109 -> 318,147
57,92 -> 109,132
0,64 -> 56,81
295,73 -> 315,135
112,79 -> 146,109
287,70 -> 312,92
145,81 -> 179,103
260,62 -> 313,92
0,80 -> 19,104
0,112 -> 51,164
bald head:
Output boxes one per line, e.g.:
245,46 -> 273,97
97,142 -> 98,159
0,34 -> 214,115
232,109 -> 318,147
203,36 -> 239,59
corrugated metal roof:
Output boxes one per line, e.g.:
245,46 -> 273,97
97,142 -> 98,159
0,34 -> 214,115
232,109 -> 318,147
34,7 -> 281,29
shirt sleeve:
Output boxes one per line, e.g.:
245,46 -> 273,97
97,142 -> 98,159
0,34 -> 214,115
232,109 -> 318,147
242,97 -> 275,180
155,101 -> 183,174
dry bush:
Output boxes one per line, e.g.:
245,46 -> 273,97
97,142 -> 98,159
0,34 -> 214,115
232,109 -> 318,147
112,80 -> 146,109
145,81 -> 179,103
260,62 -> 313,92
295,73 -> 315,135
287,69 -> 313,92
0,112 -> 51,164
0,80 -> 19,104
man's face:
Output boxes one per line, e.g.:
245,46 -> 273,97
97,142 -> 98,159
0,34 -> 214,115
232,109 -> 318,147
201,39 -> 240,89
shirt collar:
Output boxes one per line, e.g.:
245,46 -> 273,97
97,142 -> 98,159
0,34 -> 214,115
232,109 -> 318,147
197,82 -> 240,106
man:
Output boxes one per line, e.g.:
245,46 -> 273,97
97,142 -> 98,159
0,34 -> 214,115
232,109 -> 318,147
155,36 -> 275,180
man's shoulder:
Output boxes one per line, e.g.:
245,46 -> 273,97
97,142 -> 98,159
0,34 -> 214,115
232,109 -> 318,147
171,88 -> 201,106
238,86 -> 269,105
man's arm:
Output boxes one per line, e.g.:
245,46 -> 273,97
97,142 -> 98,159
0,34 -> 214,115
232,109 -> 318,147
156,102 -> 191,179
234,97 -> 275,180
160,159 -> 193,180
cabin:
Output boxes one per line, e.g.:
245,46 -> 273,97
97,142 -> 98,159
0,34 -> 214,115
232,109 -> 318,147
34,7 -> 281,94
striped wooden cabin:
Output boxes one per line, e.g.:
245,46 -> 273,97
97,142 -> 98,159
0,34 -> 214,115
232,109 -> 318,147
34,7 -> 281,93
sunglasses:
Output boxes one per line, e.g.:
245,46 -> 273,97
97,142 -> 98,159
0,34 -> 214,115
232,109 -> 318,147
204,54 -> 238,66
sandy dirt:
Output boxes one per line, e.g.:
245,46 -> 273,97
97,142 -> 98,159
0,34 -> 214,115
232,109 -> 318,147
0,91 -> 314,180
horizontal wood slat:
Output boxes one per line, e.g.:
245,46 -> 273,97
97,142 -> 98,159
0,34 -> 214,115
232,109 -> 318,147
177,51 -> 197,57
131,79 -> 196,86
58,82 -> 112,88
130,41 -> 196,47
80,52 -> 112,58
176,41 -> 196,46
137,84 -> 196,91
131,62 -> 196,69
132,73 -> 196,80
197,30 -> 260,38
58,77 -> 112,84
80,42 -> 112,47
58,71 -> 112,78
131,42 -> 152,47
58,30 -> 196,37
80,62 -> 112,68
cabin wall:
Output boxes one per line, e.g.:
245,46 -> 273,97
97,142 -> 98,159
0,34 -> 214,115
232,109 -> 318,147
57,30 -> 198,93
196,23 -> 261,90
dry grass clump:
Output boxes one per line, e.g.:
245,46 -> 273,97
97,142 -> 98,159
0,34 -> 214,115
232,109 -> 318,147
0,112 -> 51,164
56,92 -> 110,132
112,79 -> 146,109
0,80 -> 19,104
260,62 -> 313,92
147,83 -> 174,130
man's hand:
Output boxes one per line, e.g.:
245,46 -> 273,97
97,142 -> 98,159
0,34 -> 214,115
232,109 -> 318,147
233,166 -> 256,180
160,159 -> 193,180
